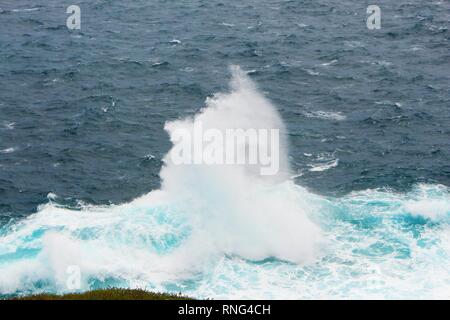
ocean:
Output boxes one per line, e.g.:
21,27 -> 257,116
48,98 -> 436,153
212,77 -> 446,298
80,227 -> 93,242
0,0 -> 449,299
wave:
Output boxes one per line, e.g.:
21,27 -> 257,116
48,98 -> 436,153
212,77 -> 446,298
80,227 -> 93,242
0,147 -> 15,154
0,68 -> 449,299
9,8 -> 40,13
308,159 -> 338,172
302,110 -> 346,121
2,122 -> 15,130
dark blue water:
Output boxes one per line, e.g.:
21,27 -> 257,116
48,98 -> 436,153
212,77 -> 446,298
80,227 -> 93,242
0,1 -> 449,298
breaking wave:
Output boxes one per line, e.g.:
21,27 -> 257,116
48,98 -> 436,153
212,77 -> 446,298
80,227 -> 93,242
0,68 -> 449,299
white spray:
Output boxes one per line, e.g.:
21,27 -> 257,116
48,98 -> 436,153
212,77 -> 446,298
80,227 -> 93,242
162,66 -> 322,262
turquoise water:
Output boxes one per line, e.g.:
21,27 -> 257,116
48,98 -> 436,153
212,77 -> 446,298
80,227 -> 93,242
0,182 -> 449,299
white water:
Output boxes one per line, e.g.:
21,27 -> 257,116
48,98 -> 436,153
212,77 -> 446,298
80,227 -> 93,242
162,66 -> 322,263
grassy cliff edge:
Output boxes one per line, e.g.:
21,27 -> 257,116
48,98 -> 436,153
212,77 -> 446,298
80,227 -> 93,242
13,288 -> 194,300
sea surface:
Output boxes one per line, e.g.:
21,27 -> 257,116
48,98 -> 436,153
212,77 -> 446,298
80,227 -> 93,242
0,0 -> 449,299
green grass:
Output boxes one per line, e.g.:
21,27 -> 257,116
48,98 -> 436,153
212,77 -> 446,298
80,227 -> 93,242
13,288 -> 194,300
